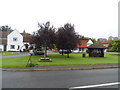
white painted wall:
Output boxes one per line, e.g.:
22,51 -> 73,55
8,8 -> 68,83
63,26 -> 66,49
87,40 -> 93,47
0,45 -> 4,51
7,30 -> 24,51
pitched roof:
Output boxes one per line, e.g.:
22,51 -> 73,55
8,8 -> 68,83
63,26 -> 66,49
0,30 -> 13,45
21,32 -> 32,42
76,39 -> 89,48
88,43 -> 106,49
98,40 -> 110,44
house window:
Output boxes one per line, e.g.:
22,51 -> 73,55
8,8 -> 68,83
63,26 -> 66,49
10,45 -> 15,49
13,37 -> 18,41
17,45 -> 20,50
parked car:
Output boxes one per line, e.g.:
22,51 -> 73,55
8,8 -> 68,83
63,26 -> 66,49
59,49 -> 72,54
33,49 -> 44,55
72,49 -> 80,53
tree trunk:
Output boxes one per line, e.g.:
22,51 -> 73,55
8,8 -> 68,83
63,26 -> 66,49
44,44 -> 47,58
45,47 -> 47,57
67,53 -> 69,58
67,50 -> 69,58
62,49 -> 64,56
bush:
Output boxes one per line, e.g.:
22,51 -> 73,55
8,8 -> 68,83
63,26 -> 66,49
26,63 -> 38,67
107,40 -> 120,52
23,49 -> 29,52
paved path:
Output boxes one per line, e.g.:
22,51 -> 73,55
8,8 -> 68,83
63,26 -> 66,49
105,52 -> 120,54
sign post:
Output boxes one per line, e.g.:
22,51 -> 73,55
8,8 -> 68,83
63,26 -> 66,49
26,50 -> 33,67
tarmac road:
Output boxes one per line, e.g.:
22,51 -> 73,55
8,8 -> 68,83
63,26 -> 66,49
1,53 -> 30,59
1,51 -> 59,59
2,68 -> 119,89
1,51 -> 119,59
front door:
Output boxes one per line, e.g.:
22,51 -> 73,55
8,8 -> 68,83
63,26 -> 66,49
4,45 -> 6,51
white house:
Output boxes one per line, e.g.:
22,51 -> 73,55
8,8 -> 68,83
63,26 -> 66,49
0,30 -> 24,51
87,40 -> 93,47
7,30 -> 24,51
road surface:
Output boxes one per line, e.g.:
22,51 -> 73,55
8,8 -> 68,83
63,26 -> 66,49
1,51 -> 59,59
1,51 -> 119,59
2,68 -> 119,89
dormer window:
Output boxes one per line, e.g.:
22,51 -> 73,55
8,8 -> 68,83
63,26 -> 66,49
13,37 -> 18,41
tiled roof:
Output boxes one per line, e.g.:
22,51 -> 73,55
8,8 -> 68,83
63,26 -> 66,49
21,32 -> 32,42
76,39 -> 89,48
76,36 -> 91,48
88,43 -> 106,49
98,40 -> 110,44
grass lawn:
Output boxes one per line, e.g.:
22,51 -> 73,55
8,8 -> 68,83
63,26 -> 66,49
0,54 -> 119,67
0,52 -> 27,56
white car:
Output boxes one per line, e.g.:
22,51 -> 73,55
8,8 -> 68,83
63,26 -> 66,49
72,50 -> 80,53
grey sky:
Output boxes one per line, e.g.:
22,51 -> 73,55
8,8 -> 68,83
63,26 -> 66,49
0,0 -> 119,39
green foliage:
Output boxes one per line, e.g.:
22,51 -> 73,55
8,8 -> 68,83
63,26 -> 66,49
108,40 -> 114,49
26,63 -> 37,67
107,40 -> 120,52
23,49 -> 29,52
91,38 -> 97,43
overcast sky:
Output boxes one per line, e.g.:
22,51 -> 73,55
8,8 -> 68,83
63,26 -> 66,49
0,0 -> 119,39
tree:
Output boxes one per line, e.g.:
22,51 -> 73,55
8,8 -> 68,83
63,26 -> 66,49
108,40 -> 114,49
91,38 -> 97,43
31,32 -> 42,49
110,40 -> 120,52
56,23 -> 79,58
107,40 -> 120,52
0,25 -> 11,31
33,21 -> 56,57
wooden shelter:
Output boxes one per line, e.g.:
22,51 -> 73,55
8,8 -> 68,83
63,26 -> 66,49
87,43 -> 106,57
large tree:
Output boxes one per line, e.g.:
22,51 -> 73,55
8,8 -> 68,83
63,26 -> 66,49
91,38 -> 97,43
56,23 -> 79,58
33,21 -> 56,57
108,40 -> 120,52
0,25 -> 11,31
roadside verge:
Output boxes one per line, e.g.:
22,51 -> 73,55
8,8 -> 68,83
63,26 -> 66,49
1,64 -> 120,71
